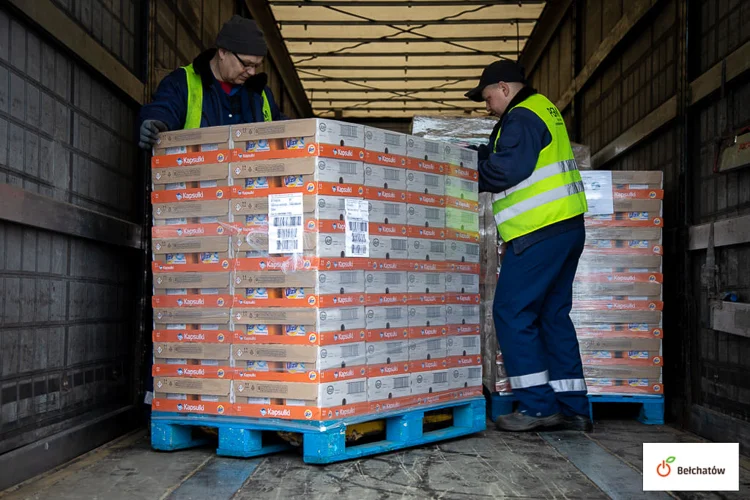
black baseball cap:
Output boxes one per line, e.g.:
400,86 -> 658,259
465,60 -> 527,102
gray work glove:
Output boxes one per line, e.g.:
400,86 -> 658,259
139,119 -> 167,150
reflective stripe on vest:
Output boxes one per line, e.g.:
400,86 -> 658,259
490,93 -> 587,241
182,64 -> 272,129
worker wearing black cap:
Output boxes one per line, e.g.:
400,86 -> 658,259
138,15 -> 286,149
466,60 -> 592,432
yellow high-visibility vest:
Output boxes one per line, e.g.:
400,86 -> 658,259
491,93 -> 587,241
182,63 -> 272,129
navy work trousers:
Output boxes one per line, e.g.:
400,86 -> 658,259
493,224 -> 589,418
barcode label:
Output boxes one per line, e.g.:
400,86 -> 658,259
430,241 -> 445,253
426,307 -> 442,318
425,208 -> 440,220
466,245 -> 480,256
461,275 -> 476,285
339,272 -> 358,284
460,180 -> 474,191
342,344 -> 360,357
386,308 -> 403,319
385,133 -> 402,146
433,372 -> 448,383
339,161 -> 358,174
385,273 -> 402,285
425,274 -> 441,285
347,381 -> 366,394
341,308 -> 359,320
468,367 -> 481,379
386,342 -> 404,354
269,193 -> 304,254
384,168 -> 401,181
427,339 -> 442,350
425,174 -> 440,187
384,203 -> 401,215
391,239 -> 407,251
345,199 -> 369,257
426,141 -> 440,154
463,337 -> 478,348
394,376 -> 409,389
340,125 -> 359,138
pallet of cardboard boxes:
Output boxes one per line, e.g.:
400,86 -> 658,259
148,120 -> 483,433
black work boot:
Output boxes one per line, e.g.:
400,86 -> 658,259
561,414 -> 593,432
495,411 -> 564,432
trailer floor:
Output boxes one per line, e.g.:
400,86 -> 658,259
1,420 -> 747,500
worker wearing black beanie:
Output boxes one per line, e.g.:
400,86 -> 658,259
139,15 -> 285,149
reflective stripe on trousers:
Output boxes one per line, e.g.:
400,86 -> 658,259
549,378 -> 587,393
509,370 -> 549,389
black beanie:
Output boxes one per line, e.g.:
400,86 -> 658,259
216,15 -> 267,57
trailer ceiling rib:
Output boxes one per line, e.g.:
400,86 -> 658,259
268,0 -> 546,119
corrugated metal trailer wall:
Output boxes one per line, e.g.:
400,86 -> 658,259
524,0 -> 750,451
0,0 -> 310,489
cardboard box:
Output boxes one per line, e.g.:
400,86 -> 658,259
233,306 -> 366,333
585,379 -> 663,394
233,342 -> 367,370
152,295 -> 233,328
152,163 -> 230,191
368,200 -> 407,225
154,126 -> 232,154
366,339 -> 410,365
408,303 -> 446,327
406,136 -> 444,162
444,144 -> 478,171
367,363 -> 412,401
445,295 -> 481,325
408,229 -> 447,261
153,342 -> 232,361
580,350 -> 662,366
585,227 -> 662,241
365,163 -> 406,190
446,335 -> 481,357
153,377 -> 232,397
445,207 -> 479,233
365,270 -> 408,294
369,224 -> 409,260
448,357 -> 483,390
578,254 -> 662,272
406,192 -> 446,229
409,337 -> 447,361
152,234 -> 233,263
444,174 -> 479,202
445,263 -> 480,294
407,271 -> 446,294
406,169 -> 445,195
365,127 -> 407,155
234,378 -> 368,407
233,258 -> 366,295
365,304 -> 409,329
232,119 -> 365,149
232,156 -> 365,186
573,281 -> 662,299
152,187 -> 231,226
409,359 -> 451,394
571,310 -> 662,326
583,365 -> 662,379
153,267 -> 232,295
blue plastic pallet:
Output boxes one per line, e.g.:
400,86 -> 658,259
487,393 -> 664,425
151,397 -> 486,464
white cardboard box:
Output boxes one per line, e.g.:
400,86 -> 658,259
446,335 -> 481,357
365,305 -> 409,329
409,337 -> 447,361
408,305 -> 447,327
444,272 -> 480,294
366,339 -> 410,365
365,164 -> 407,190
407,238 -> 446,261
407,205 -> 445,228
406,170 -> 445,196
365,270 -> 408,294
407,272 -> 446,294
368,200 -> 407,225
410,368 -> 450,394
406,136 -> 444,162
365,127 -> 407,155
369,235 -> 409,260
368,373 -> 412,401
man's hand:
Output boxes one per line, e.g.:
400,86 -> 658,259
138,119 -> 168,150
477,144 -> 490,161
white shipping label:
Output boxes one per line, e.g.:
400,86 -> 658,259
581,171 -> 614,215
345,198 -> 370,257
268,193 -> 304,254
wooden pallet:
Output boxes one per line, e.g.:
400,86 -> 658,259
487,393 -> 664,425
151,397 -> 486,464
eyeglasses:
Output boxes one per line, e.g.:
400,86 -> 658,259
232,51 -> 261,70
